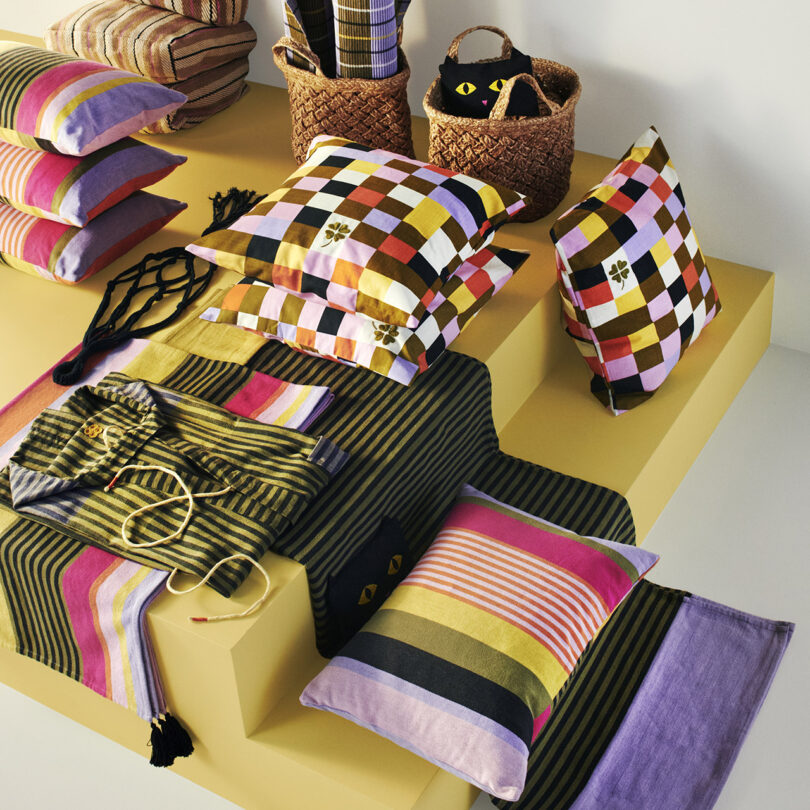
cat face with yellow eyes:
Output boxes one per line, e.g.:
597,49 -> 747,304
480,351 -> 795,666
439,47 -> 539,119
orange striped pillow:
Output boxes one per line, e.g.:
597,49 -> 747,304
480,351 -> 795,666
301,484 -> 659,801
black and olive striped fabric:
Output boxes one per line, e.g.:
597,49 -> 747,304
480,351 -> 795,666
240,342 -> 636,654
492,581 -> 686,810
0,373 -> 344,596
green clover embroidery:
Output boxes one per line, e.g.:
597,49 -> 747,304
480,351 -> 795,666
373,323 -> 399,345
323,221 -> 351,246
609,259 -> 630,288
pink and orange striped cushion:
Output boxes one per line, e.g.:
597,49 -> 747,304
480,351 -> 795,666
301,484 -> 659,801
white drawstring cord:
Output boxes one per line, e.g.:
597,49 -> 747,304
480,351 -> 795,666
166,554 -> 272,623
100,426 -> 270,622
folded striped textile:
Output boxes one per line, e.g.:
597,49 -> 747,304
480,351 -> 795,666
161,311 -> 636,655
130,0 -> 249,27
283,0 -> 336,76
1,364 -> 343,598
200,245 -> 528,384
334,0 -> 398,78
0,339 -> 336,748
140,57 -> 250,134
45,0 -> 257,84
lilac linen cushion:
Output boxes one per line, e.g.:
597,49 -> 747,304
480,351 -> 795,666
0,41 -> 186,156
0,138 -> 186,227
0,192 -> 186,283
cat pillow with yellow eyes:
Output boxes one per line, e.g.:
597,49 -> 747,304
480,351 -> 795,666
439,46 -> 539,118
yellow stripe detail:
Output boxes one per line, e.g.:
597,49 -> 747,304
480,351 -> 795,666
276,386 -> 311,426
384,584 -> 569,694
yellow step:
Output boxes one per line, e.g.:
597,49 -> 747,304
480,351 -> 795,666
0,28 -> 774,810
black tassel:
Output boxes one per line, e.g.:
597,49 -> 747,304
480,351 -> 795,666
51,187 -> 266,387
160,713 -> 194,759
148,720 -> 176,768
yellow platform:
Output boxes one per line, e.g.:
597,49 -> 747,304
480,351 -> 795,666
0,29 -> 772,810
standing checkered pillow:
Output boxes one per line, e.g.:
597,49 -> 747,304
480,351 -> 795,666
551,127 -> 721,414
186,136 -> 526,328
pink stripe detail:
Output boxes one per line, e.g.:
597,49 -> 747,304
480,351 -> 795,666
26,152 -> 73,205
61,546 -> 120,696
448,501 -> 634,609
532,706 -> 552,741
16,62 -> 108,133
224,374 -> 284,420
20,215 -> 64,269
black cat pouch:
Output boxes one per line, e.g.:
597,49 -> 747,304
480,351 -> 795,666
439,25 -> 539,118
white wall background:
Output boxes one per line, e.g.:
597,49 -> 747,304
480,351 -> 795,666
5,1 -> 810,352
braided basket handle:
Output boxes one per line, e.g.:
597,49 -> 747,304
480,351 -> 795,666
490,72 -> 561,119
272,36 -> 325,77
447,25 -> 514,62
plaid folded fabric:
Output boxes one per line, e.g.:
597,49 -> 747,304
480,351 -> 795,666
0,138 -> 185,226
0,192 -> 185,283
130,0 -> 249,26
334,0 -> 399,79
283,0 -> 336,76
551,127 -> 721,414
201,245 -> 528,384
186,136 -> 526,329
45,0 -> 257,83
140,57 -> 250,134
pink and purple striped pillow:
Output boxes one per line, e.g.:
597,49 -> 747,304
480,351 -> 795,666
0,138 -> 186,227
301,484 -> 659,801
0,41 -> 186,156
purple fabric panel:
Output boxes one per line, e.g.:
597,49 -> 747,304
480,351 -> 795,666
568,595 -> 794,810
53,191 -> 186,282
59,142 -> 186,226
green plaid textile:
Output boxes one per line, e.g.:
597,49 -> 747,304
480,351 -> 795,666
334,0 -> 398,78
283,0 -> 336,76
0,373 -> 347,596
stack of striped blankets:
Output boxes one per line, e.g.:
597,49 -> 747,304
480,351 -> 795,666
0,40 -> 187,283
45,0 -> 257,133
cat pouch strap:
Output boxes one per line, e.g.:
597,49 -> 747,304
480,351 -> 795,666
439,25 -> 539,118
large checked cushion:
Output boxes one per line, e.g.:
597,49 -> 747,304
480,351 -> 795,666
186,136 -> 526,328
551,127 -> 721,414
0,41 -> 185,156
300,484 -> 659,801
0,192 -> 185,283
45,0 -> 257,84
0,138 -> 186,226
200,245 -> 528,384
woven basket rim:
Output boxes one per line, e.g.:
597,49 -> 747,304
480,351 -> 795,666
273,38 -> 411,91
422,55 -> 581,129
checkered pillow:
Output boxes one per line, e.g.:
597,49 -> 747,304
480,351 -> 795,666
551,127 -> 721,414
186,136 -> 526,328
200,245 -> 528,384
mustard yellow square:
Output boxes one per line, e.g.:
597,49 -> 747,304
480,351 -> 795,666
650,236 -> 674,268
476,184 -> 508,217
404,197 -> 449,236
347,159 -> 379,176
445,283 -> 477,314
628,322 -> 660,352
615,284 -> 645,315
578,214 -> 609,242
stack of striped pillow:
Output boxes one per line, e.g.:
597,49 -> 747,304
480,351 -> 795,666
0,40 -> 188,284
45,0 -> 257,133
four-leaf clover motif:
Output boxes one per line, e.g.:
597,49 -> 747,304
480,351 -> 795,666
322,221 -> 351,246
373,323 -> 399,345
609,259 -> 630,288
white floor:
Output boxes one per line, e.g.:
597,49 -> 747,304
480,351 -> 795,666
1,345 -> 807,810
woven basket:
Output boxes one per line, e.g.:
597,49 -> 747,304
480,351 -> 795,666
273,37 -> 414,165
423,26 -> 581,222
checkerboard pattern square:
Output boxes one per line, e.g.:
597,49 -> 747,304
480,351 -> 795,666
200,245 -> 528,385
551,127 -> 721,414
186,136 -> 526,328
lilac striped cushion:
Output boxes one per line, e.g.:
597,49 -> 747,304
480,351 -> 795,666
0,192 -> 186,283
0,41 -> 186,156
